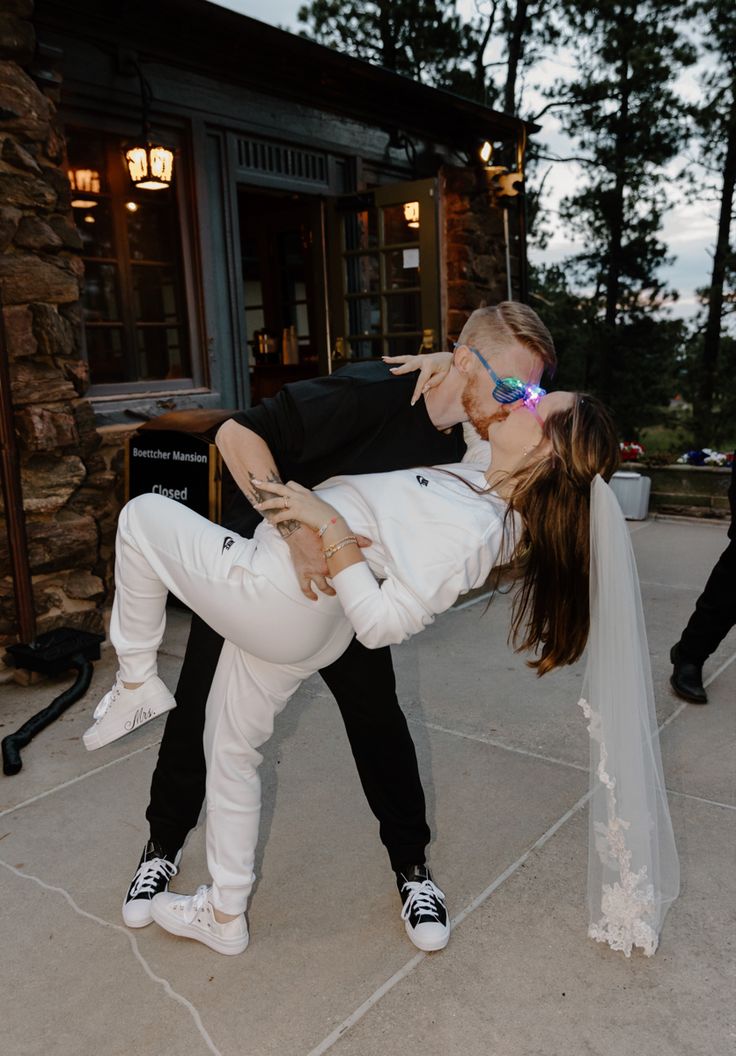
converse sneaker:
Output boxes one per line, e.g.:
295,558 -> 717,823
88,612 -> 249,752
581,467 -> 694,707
151,884 -> 249,956
122,841 -> 182,928
397,864 -> 450,952
83,674 -> 176,751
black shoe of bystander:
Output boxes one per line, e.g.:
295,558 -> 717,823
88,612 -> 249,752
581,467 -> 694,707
670,644 -> 708,705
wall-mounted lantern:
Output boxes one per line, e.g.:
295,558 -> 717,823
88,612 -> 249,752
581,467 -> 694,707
478,134 -> 524,198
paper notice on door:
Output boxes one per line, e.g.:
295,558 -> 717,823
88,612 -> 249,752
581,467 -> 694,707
403,248 -> 420,269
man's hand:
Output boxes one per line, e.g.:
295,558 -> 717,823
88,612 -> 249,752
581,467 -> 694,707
285,526 -> 372,601
382,351 -> 454,405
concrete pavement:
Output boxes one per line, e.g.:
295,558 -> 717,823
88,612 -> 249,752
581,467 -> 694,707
0,516 -> 733,1056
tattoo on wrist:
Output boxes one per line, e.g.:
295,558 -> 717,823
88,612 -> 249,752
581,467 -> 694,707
246,469 -> 301,538
278,522 -> 301,540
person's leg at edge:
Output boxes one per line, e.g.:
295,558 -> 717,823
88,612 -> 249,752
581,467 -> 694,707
671,458 -> 736,703
671,536 -> 736,701
318,637 -> 450,952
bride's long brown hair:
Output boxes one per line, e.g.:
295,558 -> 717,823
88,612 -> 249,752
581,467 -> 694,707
496,394 -> 620,676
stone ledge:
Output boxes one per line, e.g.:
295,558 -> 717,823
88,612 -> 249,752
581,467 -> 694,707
621,463 -> 731,520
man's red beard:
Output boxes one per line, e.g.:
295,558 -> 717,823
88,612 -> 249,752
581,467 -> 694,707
461,380 -> 509,438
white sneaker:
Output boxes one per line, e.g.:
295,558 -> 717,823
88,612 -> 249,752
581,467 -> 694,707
83,674 -> 176,751
151,885 -> 249,956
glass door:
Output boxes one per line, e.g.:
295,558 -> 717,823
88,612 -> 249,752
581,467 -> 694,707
328,178 -> 440,366
237,190 -> 324,402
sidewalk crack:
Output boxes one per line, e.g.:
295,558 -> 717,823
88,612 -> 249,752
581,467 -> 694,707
0,857 -> 223,1056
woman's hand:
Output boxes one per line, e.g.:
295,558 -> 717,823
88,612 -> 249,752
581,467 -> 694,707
382,351 -> 453,405
252,479 -> 342,534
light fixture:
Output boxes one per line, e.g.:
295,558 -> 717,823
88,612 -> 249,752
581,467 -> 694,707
68,168 -> 100,208
83,214 -> 95,224
403,201 -> 420,229
478,134 -> 523,196
125,201 -> 139,212
123,57 -> 174,190
125,145 -> 173,190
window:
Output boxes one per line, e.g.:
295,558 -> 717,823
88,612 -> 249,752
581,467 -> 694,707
66,127 -> 191,391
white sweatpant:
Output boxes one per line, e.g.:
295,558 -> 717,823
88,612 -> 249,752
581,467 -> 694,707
111,494 -> 355,914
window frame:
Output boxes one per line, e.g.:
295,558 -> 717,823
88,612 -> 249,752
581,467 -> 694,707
65,119 -> 206,399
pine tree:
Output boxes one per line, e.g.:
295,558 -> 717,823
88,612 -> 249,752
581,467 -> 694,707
549,0 -> 694,428
296,0 -> 473,90
297,0 -> 557,109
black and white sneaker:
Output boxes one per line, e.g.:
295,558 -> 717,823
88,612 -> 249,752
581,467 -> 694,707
397,864 -> 450,952
122,840 -> 182,928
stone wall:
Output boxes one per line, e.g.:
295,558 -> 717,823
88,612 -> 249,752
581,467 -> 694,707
441,164 -> 522,341
624,464 -> 731,520
0,1 -> 113,658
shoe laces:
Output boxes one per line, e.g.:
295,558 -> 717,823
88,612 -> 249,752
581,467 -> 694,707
180,884 -> 211,924
128,854 -> 178,900
92,676 -> 123,721
400,877 -> 446,923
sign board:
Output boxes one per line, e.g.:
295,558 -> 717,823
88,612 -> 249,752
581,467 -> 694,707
125,431 -> 221,523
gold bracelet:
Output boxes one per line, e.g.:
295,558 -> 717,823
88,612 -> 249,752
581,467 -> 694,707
323,536 -> 358,559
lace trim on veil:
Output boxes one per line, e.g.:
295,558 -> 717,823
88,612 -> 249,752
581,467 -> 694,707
577,696 -> 659,958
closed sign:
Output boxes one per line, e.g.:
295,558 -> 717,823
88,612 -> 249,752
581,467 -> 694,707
125,431 -> 221,522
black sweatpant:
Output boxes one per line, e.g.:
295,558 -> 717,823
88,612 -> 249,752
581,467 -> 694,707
146,613 -> 430,871
678,456 -> 736,665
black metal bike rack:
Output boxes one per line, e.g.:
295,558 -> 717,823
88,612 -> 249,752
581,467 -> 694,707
2,628 -> 105,776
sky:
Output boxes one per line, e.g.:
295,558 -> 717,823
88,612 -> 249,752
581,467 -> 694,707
206,0 -> 717,324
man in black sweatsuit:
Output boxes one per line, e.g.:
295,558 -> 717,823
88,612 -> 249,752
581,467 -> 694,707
121,313 -> 552,951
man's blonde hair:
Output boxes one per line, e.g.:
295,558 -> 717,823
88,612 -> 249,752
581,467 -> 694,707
457,302 -> 557,377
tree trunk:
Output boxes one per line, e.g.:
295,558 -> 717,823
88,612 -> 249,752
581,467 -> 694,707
378,0 -> 397,71
503,0 -> 529,115
602,20 -> 631,403
474,6 -> 497,103
696,83 -> 736,446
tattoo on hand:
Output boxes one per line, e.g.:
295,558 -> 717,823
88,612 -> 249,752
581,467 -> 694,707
247,470 -> 301,538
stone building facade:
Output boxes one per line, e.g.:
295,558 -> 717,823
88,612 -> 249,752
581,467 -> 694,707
1,2 -> 113,657
0,0 -> 531,658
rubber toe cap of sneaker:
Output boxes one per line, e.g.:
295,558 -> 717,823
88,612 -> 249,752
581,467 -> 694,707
122,899 -> 154,928
406,920 -> 450,952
